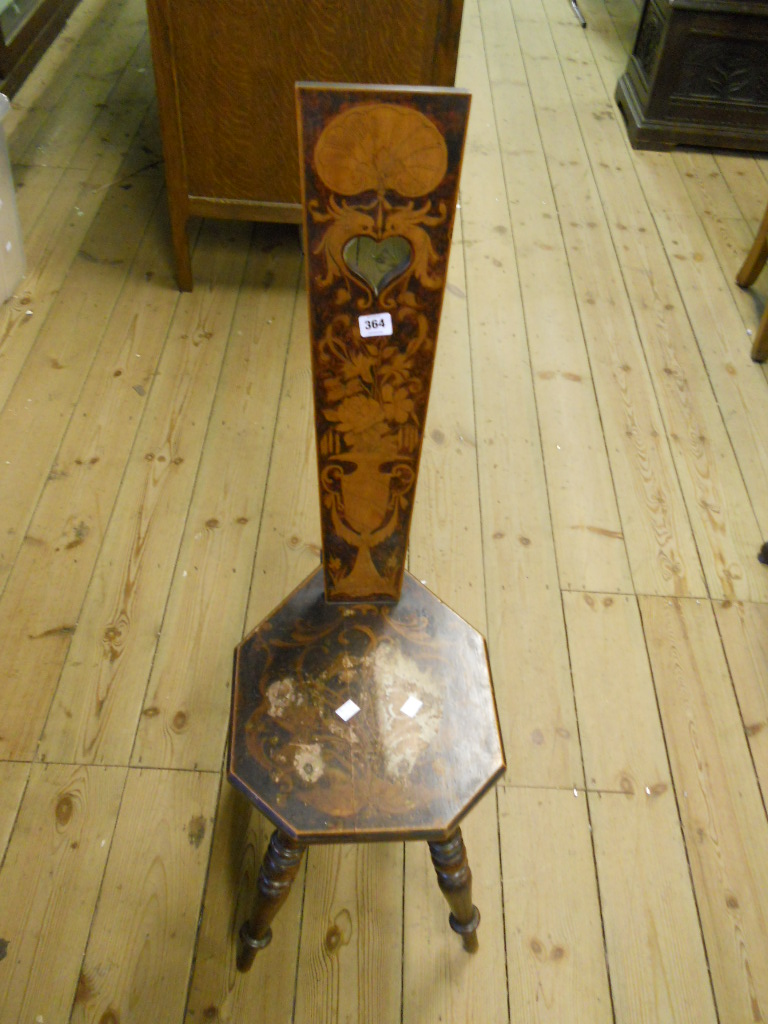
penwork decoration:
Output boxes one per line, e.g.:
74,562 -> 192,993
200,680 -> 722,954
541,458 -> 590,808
229,86 -> 505,968
297,85 -> 470,601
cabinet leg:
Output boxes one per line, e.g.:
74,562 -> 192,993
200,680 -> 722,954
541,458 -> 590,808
428,828 -> 480,953
237,829 -> 306,972
169,205 -> 193,292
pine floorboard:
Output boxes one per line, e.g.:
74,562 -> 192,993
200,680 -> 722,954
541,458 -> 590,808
0,0 -> 767,1020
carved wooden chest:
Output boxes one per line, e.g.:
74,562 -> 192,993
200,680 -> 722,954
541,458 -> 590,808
616,0 -> 768,152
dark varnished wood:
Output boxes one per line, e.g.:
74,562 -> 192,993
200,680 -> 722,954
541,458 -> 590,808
428,828 -> 480,953
230,568 -> 505,843
237,829 -> 307,972
144,0 -> 465,289
615,0 -> 768,154
736,199 -> 768,363
230,86 -> 504,967
297,84 -> 470,601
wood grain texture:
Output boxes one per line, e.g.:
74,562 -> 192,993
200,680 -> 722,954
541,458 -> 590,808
409,213 -> 485,613
184,261 -> 327,1004
190,257 -> 318,1021
404,142 -> 507,1022
241,275 -> 321,632
590,791 -> 718,1024
131,228 -> 301,772
478,0 -> 634,596
230,89 -> 501,864
546,3 -> 768,602
298,85 -> 469,602
0,764 -> 125,1023
428,829 -> 480,953
8,0 -> 139,149
156,0 -> 461,206
714,154 -> 768,228
0,762 -> 29,859
39,220 -> 250,769
700,211 -> 768,346
0,141 -> 165,594
674,150 -> 744,223
222,88 -> 505,856
0,41 -> 160,413
70,768 -> 218,1024
231,568 -> 503,841
226,99 -> 503,892
0,0 -> 767,1020
33,208 -> 183,766
510,0 -> 705,598
714,600 -> 768,807
144,0 -> 192,289
0,173 -> 169,762
564,591 -> 671,794
583,0 -> 768,539
237,829 -> 307,970
145,0 -> 464,285
13,0 -> 147,172
6,0 -> 136,160
402,800 -> 508,1024
294,842 -> 403,1024
409,211 -> 491,616
499,788 -> 612,1024
63,29 -> 158,181
460,0 -> 582,788
641,595 -> 768,1024
185,785 -> 306,1022
565,590 -> 718,1022
737,198 -> 768,361
0,165 -> 119,416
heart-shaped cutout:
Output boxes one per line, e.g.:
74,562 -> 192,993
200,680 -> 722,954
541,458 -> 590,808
342,235 -> 412,296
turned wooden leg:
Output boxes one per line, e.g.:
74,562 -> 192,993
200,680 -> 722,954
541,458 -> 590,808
736,202 -> 768,361
751,302 -> 768,362
428,828 -> 480,953
237,829 -> 306,972
737,202 -> 768,288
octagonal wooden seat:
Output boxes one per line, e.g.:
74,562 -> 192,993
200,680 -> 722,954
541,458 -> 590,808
228,83 -> 505,970
230,567 -> 504,841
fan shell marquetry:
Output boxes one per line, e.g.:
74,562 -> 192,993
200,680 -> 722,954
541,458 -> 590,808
299,86 -> 470,602
314,103 -> 448,197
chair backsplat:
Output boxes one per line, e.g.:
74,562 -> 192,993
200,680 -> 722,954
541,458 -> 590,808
297,84 -> 470,602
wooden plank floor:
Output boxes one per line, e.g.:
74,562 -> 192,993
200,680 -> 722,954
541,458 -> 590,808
1,0 -> 767,1020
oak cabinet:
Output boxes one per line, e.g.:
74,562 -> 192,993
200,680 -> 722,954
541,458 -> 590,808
145,0 -> 465,289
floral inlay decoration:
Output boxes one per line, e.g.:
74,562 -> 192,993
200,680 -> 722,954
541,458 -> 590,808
298,87 -> 470,601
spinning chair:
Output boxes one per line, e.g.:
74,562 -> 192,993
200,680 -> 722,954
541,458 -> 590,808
229,83 -> 505,970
